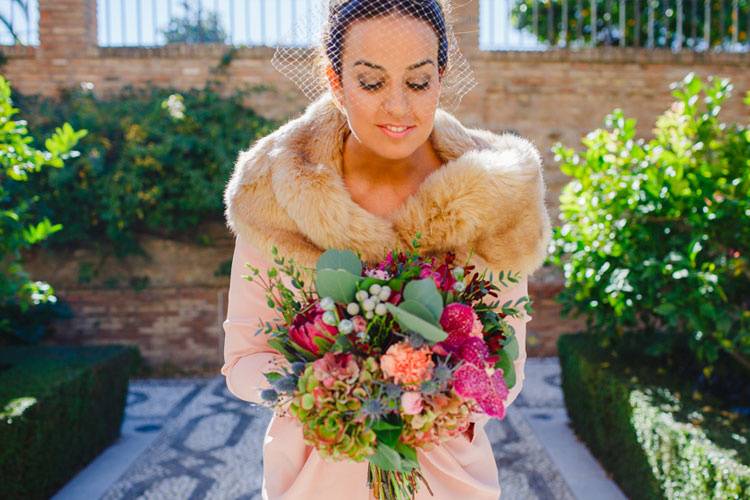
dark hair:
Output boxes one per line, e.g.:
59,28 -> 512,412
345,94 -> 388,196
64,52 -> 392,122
325,0 -> 448,84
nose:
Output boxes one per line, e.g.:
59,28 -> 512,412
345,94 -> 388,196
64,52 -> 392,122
381,83 -> 411,118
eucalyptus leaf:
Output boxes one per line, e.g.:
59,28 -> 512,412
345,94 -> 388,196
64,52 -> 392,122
315,268 -> 360,303
385,303 -> 448,343
316,249 -> 362,276
398,299 -> 438,324
402,278 -> 444,320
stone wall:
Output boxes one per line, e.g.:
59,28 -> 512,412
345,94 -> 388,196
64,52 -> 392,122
5,0 -> 748,367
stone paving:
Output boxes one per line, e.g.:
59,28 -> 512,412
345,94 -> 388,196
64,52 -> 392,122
53,358 -> 628,500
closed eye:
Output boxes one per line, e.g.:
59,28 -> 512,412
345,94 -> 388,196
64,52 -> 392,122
359,81 -> 383,91
358,80 -> 431,92
408,81 -> 430,91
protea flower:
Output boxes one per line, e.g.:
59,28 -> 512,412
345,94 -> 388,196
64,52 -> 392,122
288,303 -> 337,355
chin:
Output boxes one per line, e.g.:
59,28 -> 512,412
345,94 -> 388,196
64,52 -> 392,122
370,142 -> 420,160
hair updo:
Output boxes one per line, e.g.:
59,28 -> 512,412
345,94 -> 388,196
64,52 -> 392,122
324,0 -> 449,86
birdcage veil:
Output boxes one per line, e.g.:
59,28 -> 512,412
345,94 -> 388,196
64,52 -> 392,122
270,0 -> 478,113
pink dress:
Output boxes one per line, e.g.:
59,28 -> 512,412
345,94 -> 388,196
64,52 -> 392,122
221,233 -> 530,500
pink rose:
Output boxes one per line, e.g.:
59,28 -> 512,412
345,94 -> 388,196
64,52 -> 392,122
401,391 -> 424,415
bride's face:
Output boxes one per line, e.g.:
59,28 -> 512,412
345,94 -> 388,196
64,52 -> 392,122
329,14 -> 443,160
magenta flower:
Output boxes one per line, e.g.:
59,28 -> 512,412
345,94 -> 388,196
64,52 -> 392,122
438,305 -> 509,418
453,363 -> 509,418
288,304 -> 337,355
438,303 -> 476,350
419,260 -> 457,292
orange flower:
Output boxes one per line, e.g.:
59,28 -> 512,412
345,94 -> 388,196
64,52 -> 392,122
380,342 -> 434,386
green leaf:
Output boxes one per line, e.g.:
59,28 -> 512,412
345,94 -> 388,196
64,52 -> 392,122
394,442 -> 419,471
372,419 -> 402,448
385,303 -> 448,343
267,338 -> 298,362
654,303 -> 677,316
502,334 -> 519,360
398,299 -> 438,324
495,352 -> 516,390
312,336 -> 333,354
402,278 -> 444,320
315,268 -> 360,303
316,249 -> 362,276
369,442 -> 402,472
264,372 -> 283,383
371,419 -> 402,432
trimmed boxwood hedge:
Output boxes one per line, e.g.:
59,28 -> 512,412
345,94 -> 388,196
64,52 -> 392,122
558,333 -> 750,499
0,344 -> 141,499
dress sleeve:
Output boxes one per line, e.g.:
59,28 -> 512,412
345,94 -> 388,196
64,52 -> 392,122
496,275 -> 530,408
220,233 -> 287,404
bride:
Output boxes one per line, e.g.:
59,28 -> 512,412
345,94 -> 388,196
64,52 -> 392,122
221,1 -> 551,498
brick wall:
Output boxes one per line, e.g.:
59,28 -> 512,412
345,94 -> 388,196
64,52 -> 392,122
6,0 -> 748,368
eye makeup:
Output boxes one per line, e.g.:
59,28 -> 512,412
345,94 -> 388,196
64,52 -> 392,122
357,76 -> 432,92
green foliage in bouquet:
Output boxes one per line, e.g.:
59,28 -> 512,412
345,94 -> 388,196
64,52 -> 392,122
550,72 -> 750,372
10,84 -> 276,258
0,76 -> 86,343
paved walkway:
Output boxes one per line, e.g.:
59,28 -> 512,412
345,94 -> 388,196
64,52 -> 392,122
53,358 -> 627,500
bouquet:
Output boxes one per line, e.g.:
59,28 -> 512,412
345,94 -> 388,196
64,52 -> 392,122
243,234 -> 531,499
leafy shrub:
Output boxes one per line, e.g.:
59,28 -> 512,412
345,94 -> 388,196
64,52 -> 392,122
11,83 -> 277,258
0,76 -> 85,343
558,333 -> 750,500
549,72 -> 750,372
0,344 -> 140,499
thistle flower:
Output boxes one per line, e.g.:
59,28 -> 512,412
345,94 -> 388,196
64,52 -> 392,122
359,398 -> 387,420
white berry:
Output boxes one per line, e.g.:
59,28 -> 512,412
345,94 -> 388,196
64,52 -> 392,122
320,296 -> 336,311
346,302 -> 360,315
338,319 -> 354,334
322,311 -> 337,325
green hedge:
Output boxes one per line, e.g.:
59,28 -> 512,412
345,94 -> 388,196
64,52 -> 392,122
558,333 -> 750,500
0,344 -> 141,499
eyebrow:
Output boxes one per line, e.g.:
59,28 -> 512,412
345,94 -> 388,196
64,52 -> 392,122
352,59 -> 435,71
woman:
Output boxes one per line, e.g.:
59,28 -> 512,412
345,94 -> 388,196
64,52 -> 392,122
221,1 -> 551,498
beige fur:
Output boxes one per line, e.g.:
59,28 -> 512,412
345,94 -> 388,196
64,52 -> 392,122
224,90 -> 552,277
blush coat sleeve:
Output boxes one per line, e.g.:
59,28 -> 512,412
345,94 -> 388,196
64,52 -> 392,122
220,233 -> 287,405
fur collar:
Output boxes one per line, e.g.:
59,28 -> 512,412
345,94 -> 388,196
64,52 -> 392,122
224,90 -> 552,277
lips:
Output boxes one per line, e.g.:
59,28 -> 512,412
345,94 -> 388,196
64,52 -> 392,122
378,124 -> 416,138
